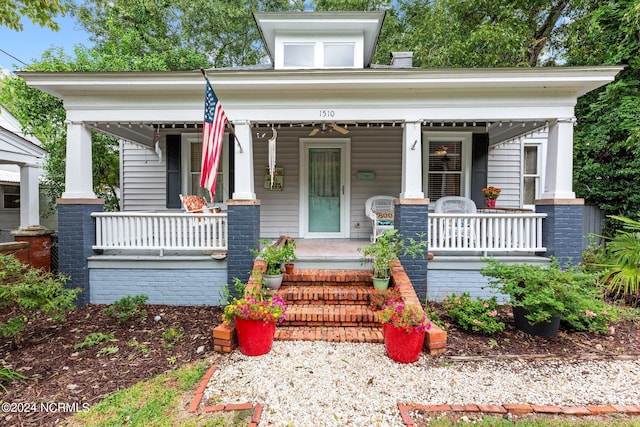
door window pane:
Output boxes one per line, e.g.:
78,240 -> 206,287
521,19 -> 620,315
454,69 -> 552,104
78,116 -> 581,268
324,44 -> 354,67
283,44 -> 314,67
523,145 -> 539,205
308,148 -> 341,232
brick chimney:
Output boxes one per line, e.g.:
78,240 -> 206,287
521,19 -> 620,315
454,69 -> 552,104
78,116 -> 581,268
390,52 -> 413,68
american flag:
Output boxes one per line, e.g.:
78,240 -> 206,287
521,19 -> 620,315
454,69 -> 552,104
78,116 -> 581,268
200,77 -> 228,199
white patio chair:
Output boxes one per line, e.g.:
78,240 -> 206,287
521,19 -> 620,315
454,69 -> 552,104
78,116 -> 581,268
365,195 -> 396,242
433,196 -> 477,247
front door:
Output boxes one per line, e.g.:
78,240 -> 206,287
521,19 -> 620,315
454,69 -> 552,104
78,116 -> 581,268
300,139 -> 350,238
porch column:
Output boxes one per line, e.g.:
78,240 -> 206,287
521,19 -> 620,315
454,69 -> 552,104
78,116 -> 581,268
541,119 -> 575,200
231,121 -> 256,200
395,199 -> 429,300
62,123 -> 96,199
400,121 -> 425,199
18,163 -> 41,228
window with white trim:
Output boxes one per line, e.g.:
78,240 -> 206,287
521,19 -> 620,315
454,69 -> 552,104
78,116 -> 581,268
181,134 -> 229,206
423,132 -> 472,202
277,34 -> 362,69
523,144 -> 541,207
1,184 -> 19,209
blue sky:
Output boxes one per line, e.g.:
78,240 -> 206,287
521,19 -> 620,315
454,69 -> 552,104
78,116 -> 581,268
0,14 -> 91,71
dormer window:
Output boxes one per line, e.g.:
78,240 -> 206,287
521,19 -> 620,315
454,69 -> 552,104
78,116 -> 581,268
277,36 -> 360,69
254,11 -> 385,70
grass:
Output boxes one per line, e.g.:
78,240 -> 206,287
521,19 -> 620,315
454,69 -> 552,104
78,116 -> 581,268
65,361 -> 251,427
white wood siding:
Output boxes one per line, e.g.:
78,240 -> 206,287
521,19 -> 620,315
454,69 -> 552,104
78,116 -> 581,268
121,141 -> 167,212
487,139 -> 522,208
254,127 -> 402,239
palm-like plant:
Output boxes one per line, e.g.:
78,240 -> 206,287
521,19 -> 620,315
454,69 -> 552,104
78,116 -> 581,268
601,215 -> 640,303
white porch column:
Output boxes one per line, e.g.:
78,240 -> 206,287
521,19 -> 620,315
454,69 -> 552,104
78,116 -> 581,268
19,164 -> 41,228
400,121 -> 424,199
62,123 -> 96,199
231,121 -> 256,200
541,119 -> 576,200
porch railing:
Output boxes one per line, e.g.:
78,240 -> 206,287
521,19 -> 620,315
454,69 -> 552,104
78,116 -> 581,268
92,212 -> 227,255
428,212 -> 547,254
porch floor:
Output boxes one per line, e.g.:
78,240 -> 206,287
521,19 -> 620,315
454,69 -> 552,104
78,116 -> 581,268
286,238 -> 369,270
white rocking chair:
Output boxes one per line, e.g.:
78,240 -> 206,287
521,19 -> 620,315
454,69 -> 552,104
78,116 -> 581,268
365,195 -> 396,242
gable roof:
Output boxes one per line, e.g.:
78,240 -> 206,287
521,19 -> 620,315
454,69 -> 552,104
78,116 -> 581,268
0,106 -> 46,166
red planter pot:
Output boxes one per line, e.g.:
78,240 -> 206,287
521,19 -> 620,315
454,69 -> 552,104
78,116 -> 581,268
235,317 -> 276,356
383,323 -> 425,364
485,198 -> 497,208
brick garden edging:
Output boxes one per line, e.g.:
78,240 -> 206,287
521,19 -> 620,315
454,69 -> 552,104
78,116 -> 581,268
397,402 -> 640,426
188,365 -> 263,426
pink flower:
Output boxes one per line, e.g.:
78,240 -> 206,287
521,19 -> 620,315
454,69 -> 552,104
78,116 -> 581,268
585,310 -> 597,318
487,310 -> 498,317
483,302 -> 489,308
473,319 -> 481,325
609,326 -> 615,334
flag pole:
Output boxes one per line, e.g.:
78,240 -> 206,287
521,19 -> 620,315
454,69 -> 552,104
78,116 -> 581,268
199,68 -> 244,153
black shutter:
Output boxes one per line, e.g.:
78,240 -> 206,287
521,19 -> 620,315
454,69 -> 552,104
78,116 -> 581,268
471,133 -> 489,207
166,134 -> 181,208
228,133 -> 234,199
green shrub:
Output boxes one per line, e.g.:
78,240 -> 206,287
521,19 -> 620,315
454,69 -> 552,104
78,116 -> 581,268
442,293 -> 505,335
74,332 -> 115,350
481,257 -> 617,334
102,294 -> 148,323
0,254 -> 81,345
599,215 -> 640,304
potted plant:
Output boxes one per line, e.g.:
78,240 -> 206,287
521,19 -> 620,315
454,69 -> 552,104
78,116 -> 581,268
222,280 -> 287,356
252,239 -> 288,290
281,239 -> 298,274
378,300 -> 431,363
480,257 -> 614,338
358,229 -> 428,290
481,186 -> 501,208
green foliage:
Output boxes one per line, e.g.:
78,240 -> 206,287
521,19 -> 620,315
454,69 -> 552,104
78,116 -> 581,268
442,293 -> 505,335
252,239 -> 289,275
97,345 -> 119,356
102,294 -> 148,323
222,283 -> 286,324
162,327 -> 184,342
378,300 -> 430,333
369,287 -> 401,310
359,229 -> 427,279
74,332 -> 116,350
0,0 -> 66,31
599,216 -> 640,304
0,360 -> 26,391
481,258 -> 617,334
0,254 -> 80,345
219,277 -> 247,305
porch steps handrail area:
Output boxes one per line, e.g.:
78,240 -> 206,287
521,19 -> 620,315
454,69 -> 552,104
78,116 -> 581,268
92,212 -> 227,254
429,212 -> 547,253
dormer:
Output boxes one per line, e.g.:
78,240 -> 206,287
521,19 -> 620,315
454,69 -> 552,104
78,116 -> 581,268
253,11 -> 386,70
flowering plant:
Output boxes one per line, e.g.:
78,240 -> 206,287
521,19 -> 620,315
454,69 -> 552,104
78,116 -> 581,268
482,186 -> 501,199
222,286 -> 286,325
442,292 -> 505,335
378,300 -> 431,333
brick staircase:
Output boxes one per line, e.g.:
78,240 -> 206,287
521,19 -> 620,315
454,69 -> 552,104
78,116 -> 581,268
274,270 -> 384,343
213,260 -> 447,355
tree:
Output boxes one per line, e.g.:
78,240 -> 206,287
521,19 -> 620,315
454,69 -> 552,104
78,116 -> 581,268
562,1 -> 640,225
0,0 -> 65,31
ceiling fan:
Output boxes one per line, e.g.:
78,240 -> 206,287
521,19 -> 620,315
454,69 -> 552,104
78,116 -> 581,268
308,123 -> 350,136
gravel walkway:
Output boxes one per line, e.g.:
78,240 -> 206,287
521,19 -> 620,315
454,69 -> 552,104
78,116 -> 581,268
204,341 -> 640,426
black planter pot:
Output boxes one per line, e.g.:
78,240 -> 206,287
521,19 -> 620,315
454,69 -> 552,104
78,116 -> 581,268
512,306 -> 561,339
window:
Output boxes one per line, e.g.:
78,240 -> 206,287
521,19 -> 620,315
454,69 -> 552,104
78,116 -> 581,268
182,134 -> 228,205
323,44 -> 354,67
523,144 -> 540,206
423,132 -> 472,202
1,185 -> 19,209
283,44 -> 314,67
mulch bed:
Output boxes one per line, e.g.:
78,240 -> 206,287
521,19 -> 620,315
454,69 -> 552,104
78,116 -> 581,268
1,303 -> 639,426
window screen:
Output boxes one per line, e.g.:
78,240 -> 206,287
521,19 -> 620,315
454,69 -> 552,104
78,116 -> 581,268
428,141 -> 462,201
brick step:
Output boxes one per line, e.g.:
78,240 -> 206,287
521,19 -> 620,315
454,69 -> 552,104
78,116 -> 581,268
277,284 -> 375,305
283,269 -> 372,287
282,304 -> 380,327
275,326 -> 383,343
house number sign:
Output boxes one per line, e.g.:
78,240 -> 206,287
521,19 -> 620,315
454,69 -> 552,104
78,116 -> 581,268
319,110 -> 335,118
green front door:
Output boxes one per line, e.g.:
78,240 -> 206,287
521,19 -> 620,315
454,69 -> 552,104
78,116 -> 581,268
308,147 -> 341,233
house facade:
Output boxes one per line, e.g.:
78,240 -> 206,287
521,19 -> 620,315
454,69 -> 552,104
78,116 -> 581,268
18,11 -> 621,305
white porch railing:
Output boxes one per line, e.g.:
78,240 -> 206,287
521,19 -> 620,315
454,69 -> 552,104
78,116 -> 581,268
428,213 -> 547,253
92,212 -> 227,255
